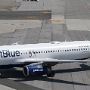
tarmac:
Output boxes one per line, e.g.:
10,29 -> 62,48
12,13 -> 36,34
1,0 -> 90,90
0,11 -> 51,20
0,0 -> 20,11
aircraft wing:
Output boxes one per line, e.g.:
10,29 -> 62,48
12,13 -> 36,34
12,58 -> 90,65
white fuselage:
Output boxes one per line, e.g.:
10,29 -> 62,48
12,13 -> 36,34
0,41 -> 90,66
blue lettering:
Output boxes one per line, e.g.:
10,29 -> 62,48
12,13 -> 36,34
0,50 -> 20,58
7,50 -> 11,57
16,51 -> 20,56
2,50 -> 8,58
0,51 -> 3,58
10,51 -> 15,57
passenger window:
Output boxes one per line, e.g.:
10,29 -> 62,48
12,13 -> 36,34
74,49 -> 76,51
33,51 -> 35,54
53,51 -> 55,52
48,51 -> 50,53
36,51 -> 38,53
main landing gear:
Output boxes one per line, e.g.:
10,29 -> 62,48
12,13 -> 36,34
47,67 -> 55,77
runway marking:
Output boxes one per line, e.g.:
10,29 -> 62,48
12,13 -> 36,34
51,20 -> 64,22
18,16 -> 37,19
76,15 -> 83,19
41,11 -> 51,14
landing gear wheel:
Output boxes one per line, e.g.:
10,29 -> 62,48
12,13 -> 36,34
47,71 -> 55,77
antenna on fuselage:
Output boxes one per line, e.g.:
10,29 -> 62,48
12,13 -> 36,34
12,41 -> 19,45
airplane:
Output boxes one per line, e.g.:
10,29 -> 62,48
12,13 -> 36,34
0,41 -> 90,77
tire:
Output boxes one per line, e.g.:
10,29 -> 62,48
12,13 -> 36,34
47,71 -> 55,77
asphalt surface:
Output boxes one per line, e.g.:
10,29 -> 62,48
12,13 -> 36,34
0,11 -> 51,20
0,0 -> 20,10
0,76 -> 43,90
64,0 -> 90,19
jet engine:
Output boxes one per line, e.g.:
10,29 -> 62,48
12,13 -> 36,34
23,65 -> 55,77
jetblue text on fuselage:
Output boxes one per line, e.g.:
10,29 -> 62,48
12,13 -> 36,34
0,50 -> 20,58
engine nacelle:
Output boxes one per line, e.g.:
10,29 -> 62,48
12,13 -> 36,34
23,65 -> 48,76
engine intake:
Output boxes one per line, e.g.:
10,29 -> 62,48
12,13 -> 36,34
23,65 -> 48,76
